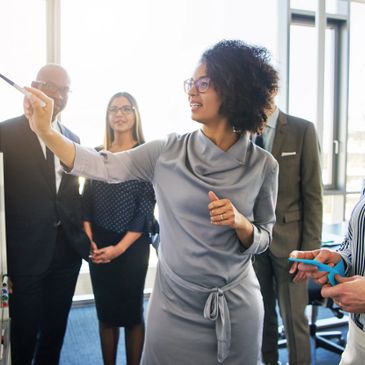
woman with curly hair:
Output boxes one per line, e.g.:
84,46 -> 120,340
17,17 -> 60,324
25,39 -> 279,364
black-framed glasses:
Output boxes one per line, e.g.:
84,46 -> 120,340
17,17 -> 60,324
183,76 -> 210,94
108,105 -> 135,115
33,80 -> 71,95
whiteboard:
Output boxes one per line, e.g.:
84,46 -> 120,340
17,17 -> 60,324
0,152 -> 10,365
0,152 -> 8,296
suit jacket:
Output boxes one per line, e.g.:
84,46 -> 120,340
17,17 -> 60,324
0,115 -> 90,276
269,110 -> 323,257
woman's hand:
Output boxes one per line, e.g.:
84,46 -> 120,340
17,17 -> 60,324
208,190 -> 245,229
289,249 -> 342,284
88,240 -> 98,258
91,245 -> 121,264
208,190 -> 253,247
23,86 -> 76,168
23,86 -> 54,137
90,232 -> 142,264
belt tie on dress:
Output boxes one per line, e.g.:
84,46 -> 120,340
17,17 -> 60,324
203,288 -> 231,363
158,251 -> 249,363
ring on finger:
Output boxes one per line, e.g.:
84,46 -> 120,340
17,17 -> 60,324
220,214 -> 224,221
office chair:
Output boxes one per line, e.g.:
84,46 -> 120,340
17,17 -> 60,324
308,278 -> 346,365
277,279 -> 346,364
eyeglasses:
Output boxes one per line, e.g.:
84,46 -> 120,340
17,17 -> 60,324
108,105 -> 135,115
34,80 -> 71,95
183,77 -> 210,94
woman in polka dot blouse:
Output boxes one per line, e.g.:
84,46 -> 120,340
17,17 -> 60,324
82,92 -> 157,365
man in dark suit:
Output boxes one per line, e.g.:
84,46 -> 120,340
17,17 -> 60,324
253,100 -> 323,365
0,64 -> 89,365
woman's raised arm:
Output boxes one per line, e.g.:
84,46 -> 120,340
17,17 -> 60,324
24,86 -> 76,168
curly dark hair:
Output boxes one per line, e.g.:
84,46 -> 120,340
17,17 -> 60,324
201,39 -> 279,134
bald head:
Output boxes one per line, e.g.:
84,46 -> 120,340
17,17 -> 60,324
32,64 -> 71,121
36,64 -> 70,85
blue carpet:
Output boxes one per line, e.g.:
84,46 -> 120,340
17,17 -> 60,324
60,304 -> 122,365
60,300 -> 150,365
60,299 -> 347,365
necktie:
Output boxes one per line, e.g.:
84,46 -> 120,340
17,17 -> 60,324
46,147 -> 56,193
255,134 -> 265,149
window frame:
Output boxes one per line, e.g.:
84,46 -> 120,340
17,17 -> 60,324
287,6 -> 350,223
290,13 -> 346,191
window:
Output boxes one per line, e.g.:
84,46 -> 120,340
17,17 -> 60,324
60,0 -> 279,147
347,1 -> 365,194
287,2 -> 350,225
0,0 -> 46,122
291,0 -> 348,15
289,15 -> 345,189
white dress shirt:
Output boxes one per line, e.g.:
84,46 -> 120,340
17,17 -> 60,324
37,120 -> 62,192
261,106 -> 279,153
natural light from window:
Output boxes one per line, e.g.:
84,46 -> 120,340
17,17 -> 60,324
60,0 -> 278,148
0,0 -> 46,121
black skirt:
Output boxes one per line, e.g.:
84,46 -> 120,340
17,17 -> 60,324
89,224 -> 150,327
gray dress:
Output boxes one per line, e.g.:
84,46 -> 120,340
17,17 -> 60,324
71,130 -> 278,364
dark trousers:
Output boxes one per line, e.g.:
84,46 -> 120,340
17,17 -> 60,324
253,250 -> 311,365
9,228 -> 82,365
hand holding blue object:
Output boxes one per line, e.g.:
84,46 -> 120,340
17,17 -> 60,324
288,257 -> 346,286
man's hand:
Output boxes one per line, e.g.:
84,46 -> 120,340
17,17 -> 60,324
289,249 -> 342,284
321,275 -> 365,313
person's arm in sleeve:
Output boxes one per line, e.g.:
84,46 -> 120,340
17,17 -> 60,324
337,221 -> 353,273
81,179 -> 97,253
92,182 -> 156,263
126,182 -> 157,234
24,86 -> 164,183
301,122 -> 323,251
71,140 -> 163,184
247,159 -> 279,253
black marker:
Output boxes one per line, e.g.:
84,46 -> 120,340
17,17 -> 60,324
0,72 -> 46,107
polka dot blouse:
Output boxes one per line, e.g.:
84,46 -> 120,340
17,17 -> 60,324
82,178 -> 156,234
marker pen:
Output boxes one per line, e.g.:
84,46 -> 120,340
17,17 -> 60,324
0,72 -> 46,107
